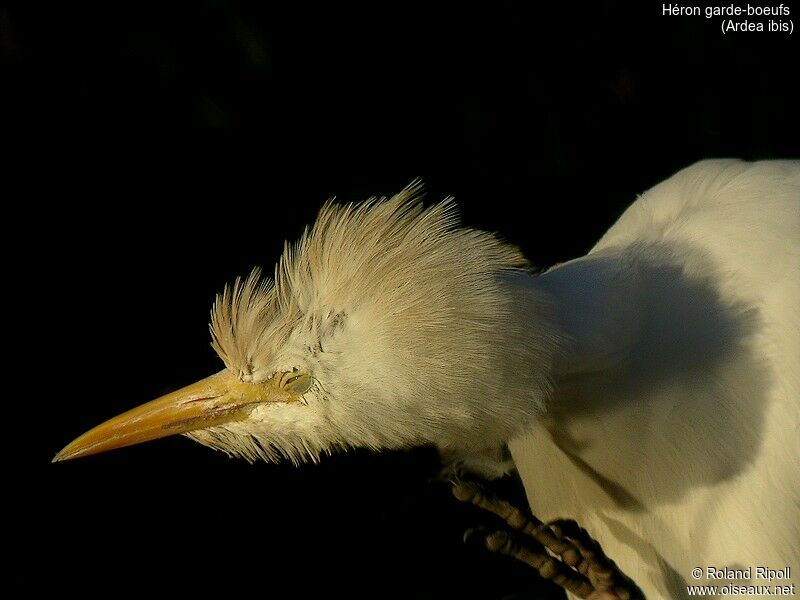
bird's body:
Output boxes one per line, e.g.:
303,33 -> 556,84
509,160 -> 800,598
56,159 -> 799,600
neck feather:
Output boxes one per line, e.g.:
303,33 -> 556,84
531,241 -> 761,417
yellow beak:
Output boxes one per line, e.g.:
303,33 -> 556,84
53,369 -> 287,462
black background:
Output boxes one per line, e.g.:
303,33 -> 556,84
6,1 -> 798,598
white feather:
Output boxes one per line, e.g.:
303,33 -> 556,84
510,159 -> 799,598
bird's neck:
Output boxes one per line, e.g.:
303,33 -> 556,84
524,240 -> 751,419
533,250 -> 640,383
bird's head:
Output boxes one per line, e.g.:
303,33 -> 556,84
55,183 -> 557,464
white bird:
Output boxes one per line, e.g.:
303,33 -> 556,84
55,160 -> 799,599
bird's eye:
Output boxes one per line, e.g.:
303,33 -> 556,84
280,371 -> 313,395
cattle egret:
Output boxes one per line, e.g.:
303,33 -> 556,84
55,160 -> 799,599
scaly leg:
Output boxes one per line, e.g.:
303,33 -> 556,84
453,481 -> 645,600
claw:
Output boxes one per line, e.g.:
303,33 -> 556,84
437,458 -> 469,485
547,519 -> 644,600
453,481 -> 645,600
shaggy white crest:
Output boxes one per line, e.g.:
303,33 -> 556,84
192,182 -> 561,464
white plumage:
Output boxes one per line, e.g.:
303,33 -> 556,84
56,159 -> 799,599
510,160 -> 799,598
